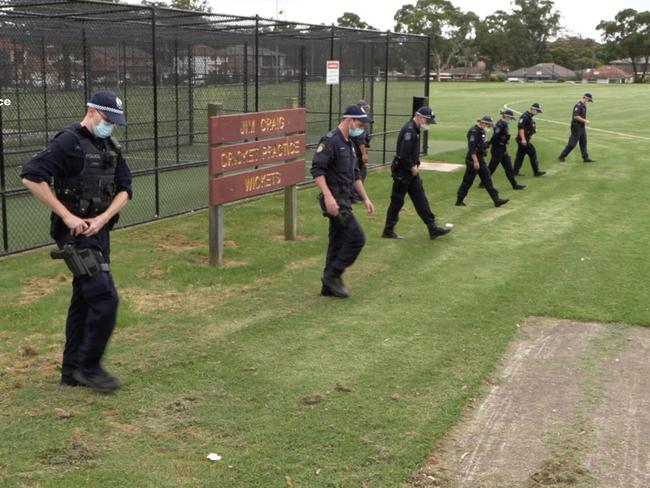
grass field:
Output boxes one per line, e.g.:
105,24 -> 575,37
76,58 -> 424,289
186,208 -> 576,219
1,82 -> 649,487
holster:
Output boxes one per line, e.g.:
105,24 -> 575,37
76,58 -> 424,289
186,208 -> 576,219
318,193 -> 351,226
50,244 -> 109,278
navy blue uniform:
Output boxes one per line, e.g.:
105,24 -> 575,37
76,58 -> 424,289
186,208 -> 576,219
311,128 -> 365,276
488,119 -> 520,188
456,125 -> 501,203
384,119 -> 438,234
350,129 -> 370,202
20,123 -> 132,384
559,100 -> 590,161
513,111 -> 543,175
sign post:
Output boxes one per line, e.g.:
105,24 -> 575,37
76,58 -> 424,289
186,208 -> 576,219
208,104 -> 307,266
284,97 -> 299,240
208,102 -> 224,266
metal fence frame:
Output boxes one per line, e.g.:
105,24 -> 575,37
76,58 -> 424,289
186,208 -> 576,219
0,0 -> 430,256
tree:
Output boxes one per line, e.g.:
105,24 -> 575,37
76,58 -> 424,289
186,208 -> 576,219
336,12 -> 375,30
509,0 -> 561,66
548,37 -> 605,71
393,0 -> 479,81
474,10 -> 514,71
171,0 -> 211,12
597,9 -> 650,83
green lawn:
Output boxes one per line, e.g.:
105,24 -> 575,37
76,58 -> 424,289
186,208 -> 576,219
1,82 -> 649,487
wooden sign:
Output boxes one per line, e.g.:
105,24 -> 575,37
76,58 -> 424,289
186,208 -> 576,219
208,108 -> 306,145
210,134 -> 306,175
210,159 -> 305,206
208,101 -> 306,266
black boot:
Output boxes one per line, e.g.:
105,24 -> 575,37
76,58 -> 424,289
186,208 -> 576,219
381,229 -> 403,239
321,269 -> 349,298
429,225 -> 452,240
494,198 -> 509,207
455,198 -> 466,207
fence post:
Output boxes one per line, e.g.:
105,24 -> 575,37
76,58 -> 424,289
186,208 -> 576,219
328,24 -> 334,130
284,97 -> 298,241
254,15 -> 259,112
188,45 -> 194,144
174,38 -> 180,164
41,37 -> 49,145
243,41 -> 249,112
382,31 -> 389,164
0,102 -> 8,253
13,39 -> 22,147
121,40 -> 129,151
151,6 -> 160,217
423,35 -> 431,155
361,43 -> 366,100
299,45 -> 306,107
208,102 -> 224,266
82,28 -> 90,102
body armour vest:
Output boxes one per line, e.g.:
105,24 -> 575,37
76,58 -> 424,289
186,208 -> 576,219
53,127 -> 119,218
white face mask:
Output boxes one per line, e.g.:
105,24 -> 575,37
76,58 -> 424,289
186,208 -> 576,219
421,124 -> 430,131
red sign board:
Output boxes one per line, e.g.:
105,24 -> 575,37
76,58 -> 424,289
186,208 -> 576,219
210,134 -> 306,175
209,108 -> 307,145
210,159 -> 306,206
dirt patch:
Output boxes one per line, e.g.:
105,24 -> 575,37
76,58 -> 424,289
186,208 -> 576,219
124,285 -> 229,315
17,273 -> 69,305
273,234 -> 320,241
406,317 -> 650,488
285,256 -> 321,270
155,238 -> 204,252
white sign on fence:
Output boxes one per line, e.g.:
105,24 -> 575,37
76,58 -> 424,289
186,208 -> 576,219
326,60 -> 340,85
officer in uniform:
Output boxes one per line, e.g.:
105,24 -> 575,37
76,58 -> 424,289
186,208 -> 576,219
311,105 -> 375,298
21,91 -> 132,392
382,106 -> 451,240
482,109 -> 526,190
513,102 -> 546,177
351,100 -> 372,202
456,115 -> 509,207
558,93 -> 595,163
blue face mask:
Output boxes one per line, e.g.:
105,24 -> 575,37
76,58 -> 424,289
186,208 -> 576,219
349,126 -> 364,138
93,119 -> 114,139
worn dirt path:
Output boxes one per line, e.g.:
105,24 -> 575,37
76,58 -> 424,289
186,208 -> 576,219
405,317 -> 650,488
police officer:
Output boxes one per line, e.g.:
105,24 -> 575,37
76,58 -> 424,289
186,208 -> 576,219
351,99 -> 372,202
456,115 -> 509,207
311,105 -> 375,298
513,102 -> 546,177
483,109 -> 526,190
382,106 -> 451,240
558,93 -> 595,163
21,91 -> 132,392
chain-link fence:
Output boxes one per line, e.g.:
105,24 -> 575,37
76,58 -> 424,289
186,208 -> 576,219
0,0 -> 430,256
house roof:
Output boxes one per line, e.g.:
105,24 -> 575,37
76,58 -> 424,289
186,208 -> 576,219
507,63 -> 575,78
584,65 -> 632,78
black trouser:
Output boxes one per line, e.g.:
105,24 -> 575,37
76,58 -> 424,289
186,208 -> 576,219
513,141 -> 541,175
488,146 -> 519,188
457,159 -> 500,202
322,200 -> 366,276
384,174 -> 436,232
559,125 -> 588,160
55,228 -> 119,380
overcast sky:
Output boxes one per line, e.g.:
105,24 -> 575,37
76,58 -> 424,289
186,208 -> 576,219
203,0 -> 649,40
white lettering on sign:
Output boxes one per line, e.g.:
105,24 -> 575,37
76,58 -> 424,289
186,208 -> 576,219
0,98 -> 11,106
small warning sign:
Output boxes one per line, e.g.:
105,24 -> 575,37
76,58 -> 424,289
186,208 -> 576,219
326,60 -> 340,85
